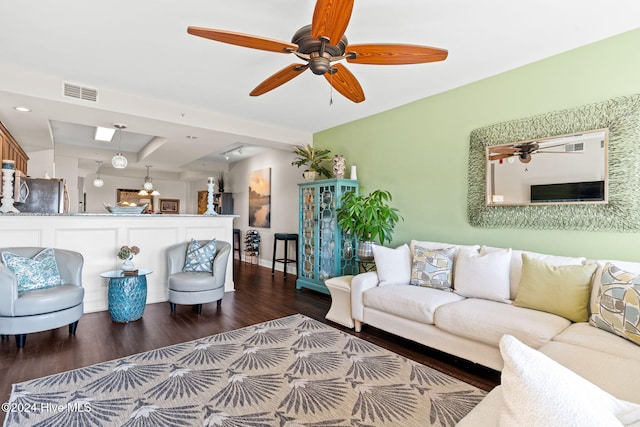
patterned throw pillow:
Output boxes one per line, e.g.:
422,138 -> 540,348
183,238 -> 217,273
590,263 -> 640,346
410,246 -> 455,291
1,248 -> 62,293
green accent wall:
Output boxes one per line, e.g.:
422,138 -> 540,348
314,28 -> 640,261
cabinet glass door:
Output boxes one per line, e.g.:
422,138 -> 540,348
300,187 -> 315,280
318,183 -> 337,280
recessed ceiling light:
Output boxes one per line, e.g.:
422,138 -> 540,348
94,126 -> 116,142
186,135 -> 197,139
14,107 -> 31,112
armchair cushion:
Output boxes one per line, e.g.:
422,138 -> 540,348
168,272 -> 220,292
14,284 -> 84,316
183,238 -> 217,272
1,248 -> 62,293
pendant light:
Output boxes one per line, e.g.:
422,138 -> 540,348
138,165 -> 160,196
111,123 -> 128,169
93,160 -> 104,187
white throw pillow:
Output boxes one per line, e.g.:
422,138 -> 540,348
372,244 -> 411,286
454,247 -> 512,303
499,334 -> 640,427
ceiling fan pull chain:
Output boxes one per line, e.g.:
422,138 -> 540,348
329,71 -> 334,105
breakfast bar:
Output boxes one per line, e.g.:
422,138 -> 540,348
0,214 -> 235,313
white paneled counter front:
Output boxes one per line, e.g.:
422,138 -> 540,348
0,214 -> 236,313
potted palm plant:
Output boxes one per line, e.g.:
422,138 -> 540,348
336,189 -> 402,260
291,144 -> 332,180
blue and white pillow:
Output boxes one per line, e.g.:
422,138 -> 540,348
183,238 -> 217,273
1,248 -> 62,293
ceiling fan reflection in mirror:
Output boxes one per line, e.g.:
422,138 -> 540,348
488,141 -> 583,164
187,0 -> 448,103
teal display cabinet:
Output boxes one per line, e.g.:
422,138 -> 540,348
297,178 -> 359,294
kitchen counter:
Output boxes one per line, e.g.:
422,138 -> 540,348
0,214 -> 236,312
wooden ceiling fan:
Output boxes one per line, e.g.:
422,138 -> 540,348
489,141 -> 581,164
187,0 -> 448,103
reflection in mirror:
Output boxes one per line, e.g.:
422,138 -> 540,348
486,129 -> 608,206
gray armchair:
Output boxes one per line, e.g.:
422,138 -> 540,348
0,247 -> 84,348
166,240 -> 230,314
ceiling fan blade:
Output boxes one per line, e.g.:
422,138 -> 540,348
489,153 -> 515,161
250,64 -> 309,97
312,0 -> 354,45
187,26 -> 297,53
491,146 -> 517,154
346,44 -> 448,65
324,63 -> 365,103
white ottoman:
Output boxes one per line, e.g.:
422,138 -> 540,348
324,275 -> 354,328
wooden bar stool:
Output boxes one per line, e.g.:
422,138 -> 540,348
272,233 -> 299,279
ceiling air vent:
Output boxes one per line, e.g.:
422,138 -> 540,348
63,82 -> 98,102
565,142 -> 584,152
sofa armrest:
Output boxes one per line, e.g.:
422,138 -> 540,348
351,272 -> 380,322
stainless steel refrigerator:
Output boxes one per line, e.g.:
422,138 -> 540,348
14,178 -> 66,213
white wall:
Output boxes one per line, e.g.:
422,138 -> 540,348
26,149 -> 54,179
229,148 -> 301,272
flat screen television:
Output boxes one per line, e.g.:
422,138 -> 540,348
530,180 -> 605,203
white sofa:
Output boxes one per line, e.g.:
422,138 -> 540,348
349,240 -> 640,424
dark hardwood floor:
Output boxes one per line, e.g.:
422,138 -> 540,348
0,260 -> 500,404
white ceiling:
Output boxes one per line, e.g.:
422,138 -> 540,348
0,0 -> 638,178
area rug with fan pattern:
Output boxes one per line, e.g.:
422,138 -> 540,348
3,314 -> 486,426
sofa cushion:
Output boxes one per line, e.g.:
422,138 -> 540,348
183,238 -> 217,272
13,284 -> 84,316
1,248 -> 62,293
553,322 -> 640,362
454,247 -> 511,303
372,244 -> 411,286
513,254 -> 597,322
410,245 -> 455,291
363,284 -> 464,325
435,298 -> 570,349
481,246 -> 586,300
499,335 -> 640,426
590,262 -> 640,347
540,341 -> 640,405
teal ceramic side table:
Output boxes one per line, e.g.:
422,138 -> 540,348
100,269 -> 152,322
